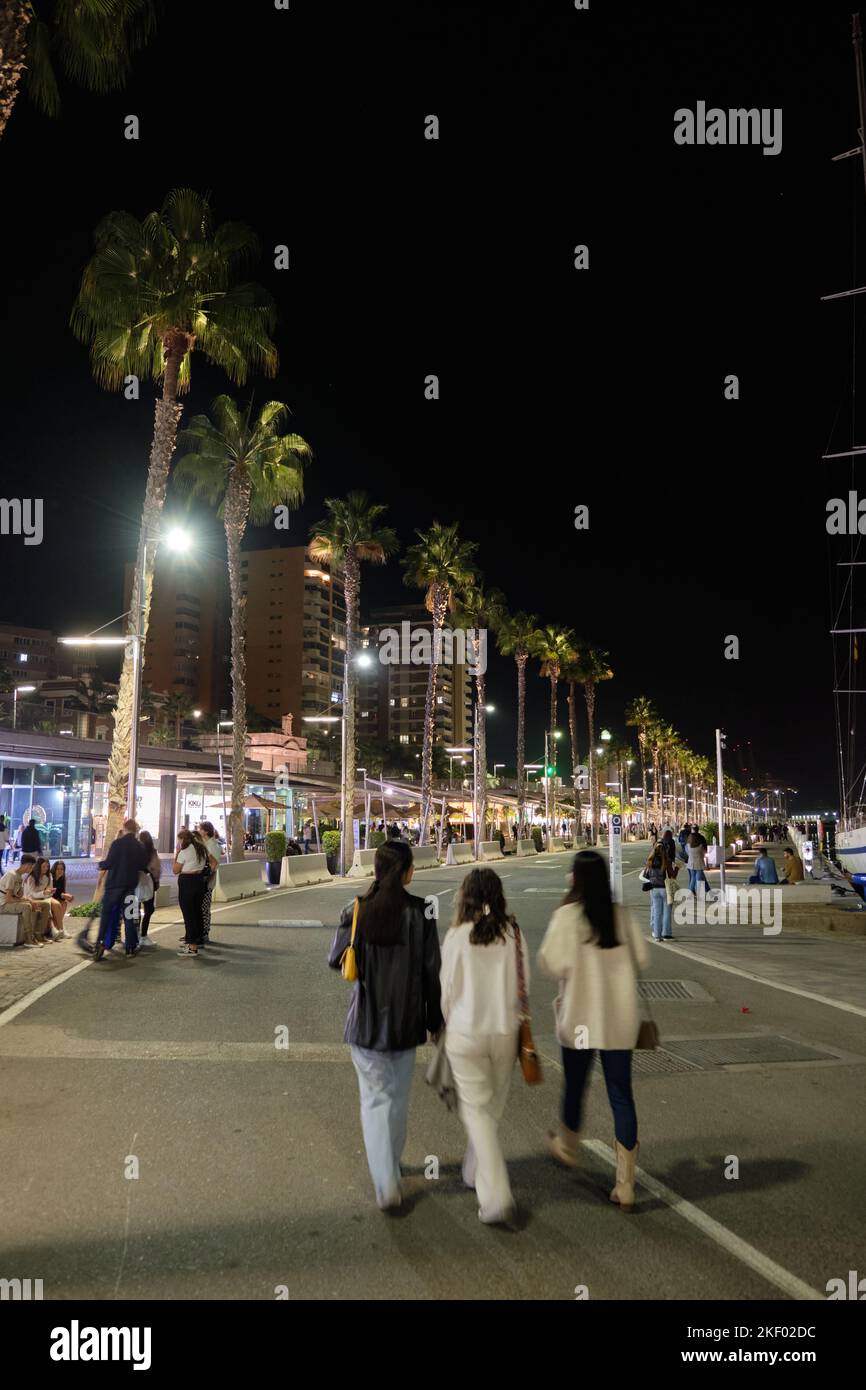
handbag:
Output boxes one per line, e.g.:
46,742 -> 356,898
425,1030 -> 459,1111
340,897 -> 361,982
513,923 -> 543,1084
136,869 -> 154,902
622,913 -> 659,1050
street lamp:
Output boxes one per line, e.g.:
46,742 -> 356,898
12,684 -> 35,729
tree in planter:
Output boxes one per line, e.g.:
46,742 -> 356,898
308,492 -> 398,869
264,830 -> 287,882
71,189 -> 279,850
403,522 -> 478,840
174,396 -> 310,859
0,0 -> 158,140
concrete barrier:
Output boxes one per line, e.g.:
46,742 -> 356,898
446,842 -> 474,866
212,860 -> 269,902
280,852 -> 332,887
480,840 -> 505,861
348,848 -> 377,878
412,846 -> 441,869
154,884 -> 172,909
517,839 -> 538,857
549,837 -> 570,853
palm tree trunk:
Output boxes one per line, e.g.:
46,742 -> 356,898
225,477 -> 251,861
342,550 -> 360,868
0,1 -> 30,141
515,653 -> 527,832
103,333 -> 188,848
420,584 -> 446,841
585,680 -> 596,843
475,655 -> 487,849
548,671 -> 558,842
567,682 -> 582,832
639,733 -> 648,834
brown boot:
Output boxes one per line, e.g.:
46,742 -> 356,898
546,1123 -> 580,1168
609,1139 -> 639,1212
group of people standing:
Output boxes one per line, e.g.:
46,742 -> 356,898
80,818 -> 223,961
642,824 -> 716,941
328,844 -> 645,1225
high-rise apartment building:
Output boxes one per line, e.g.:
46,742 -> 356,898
358,604 -> 471,749
240,546 -> 346,723
124,550 -> 228,711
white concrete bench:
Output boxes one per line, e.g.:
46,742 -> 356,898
480,840 -> 505,861
279,853 -> 333,887
212,860 -> 269,902
516,839 -> 538,857
348,848 -> 378,878
446,843 -> 474,866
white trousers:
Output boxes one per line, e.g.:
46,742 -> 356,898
446,1030 -> 516,1222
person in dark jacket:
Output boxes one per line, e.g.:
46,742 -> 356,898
328,841 -> 443,1212
644,842 -> 676,941
89,819 -> 148,960
21,819 -> 42,855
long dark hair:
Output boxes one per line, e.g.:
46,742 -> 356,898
561,850 -> 617,949
453,867 -> 516,945
357,841 -> 413,945
177,828 -> 206,862
139,830 -> 155,860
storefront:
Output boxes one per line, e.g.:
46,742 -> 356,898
0,761 -> 94,859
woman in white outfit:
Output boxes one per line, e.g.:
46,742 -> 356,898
537,850 -> 647,1212
440,868 -> 528,1226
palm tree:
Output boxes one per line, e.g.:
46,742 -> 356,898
535,627 -> 576,840
655,723 -> 679,824
309,492 -> 398,869
560,658 -> 586,837
0,0 -> 158,139
496,610 -> 540,834
625,695 -> 656,836
403,522 -> 478,840
452,585 -> 506,849
571,646 -> 613,842
174,396 -> 310,858
72,190 -> 279,847
163,690 -> 194,745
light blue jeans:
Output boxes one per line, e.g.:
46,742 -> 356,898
650,886 -> 672,938
350,1045 -> 416,1208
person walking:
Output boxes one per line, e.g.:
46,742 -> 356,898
643,839 -> 677,941
537,850 -> 647,1211
686,831 -> 712,896
84,819 -> 148,960
197,821 -> 223,943
20,818 -> 41,856
173,829 -> 215,957
677,822 -> 690,864
137,830 -> 161,947
440,867 -> 528,1227
327,841 -> 443,1212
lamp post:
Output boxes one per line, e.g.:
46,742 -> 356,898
12,684 -> 35,730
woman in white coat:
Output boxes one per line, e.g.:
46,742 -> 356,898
537,850 -> 647,1212
440,867 -> 528,1226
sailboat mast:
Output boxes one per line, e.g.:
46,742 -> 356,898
853,14 -> 866,199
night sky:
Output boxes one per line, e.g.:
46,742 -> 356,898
0,1 -> 861,807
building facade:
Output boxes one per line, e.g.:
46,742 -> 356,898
123,549 -> 229,712
358,604 -> 472,749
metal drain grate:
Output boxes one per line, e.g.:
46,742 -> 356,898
662,1035 -> 837,1068
638,979 -> 714,1002
631,1048 -> 703,1075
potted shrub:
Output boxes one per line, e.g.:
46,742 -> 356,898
264,830 -> 287,885
531,825 -> 544,854
322,829 -> 341,874
368,830 -> 386,849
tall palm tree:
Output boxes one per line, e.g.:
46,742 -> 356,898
535,626 -> 575,839
571,646 -> 613,842
0,0 -> 158,139
72,190 -> 278,846
453,585 -> 506,849
174,397 -> 310,857
625,695 -> 656,836
309,492 -> 398,869
403,522 -> 478,840
560,658 -> 586,837
654,723 -> 678,824
496,610 -> 540,834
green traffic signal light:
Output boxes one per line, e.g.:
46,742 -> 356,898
546,766 -> 555,776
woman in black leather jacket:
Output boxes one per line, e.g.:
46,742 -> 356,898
328,841 -> 443,1211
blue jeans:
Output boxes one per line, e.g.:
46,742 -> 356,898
561,1046 -> 637,1149
99,888 -> 137,951
350,1045 -> 416,1207
688,869 -> 710,893
650,886 -> 671,938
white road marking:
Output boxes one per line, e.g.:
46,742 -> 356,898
652,939 -> 866,1020
0,959 -> 91,1030
257,920 -> 323,927
536,1046 -> 823,1300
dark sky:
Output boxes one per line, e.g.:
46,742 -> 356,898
0,1 -> 861,807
